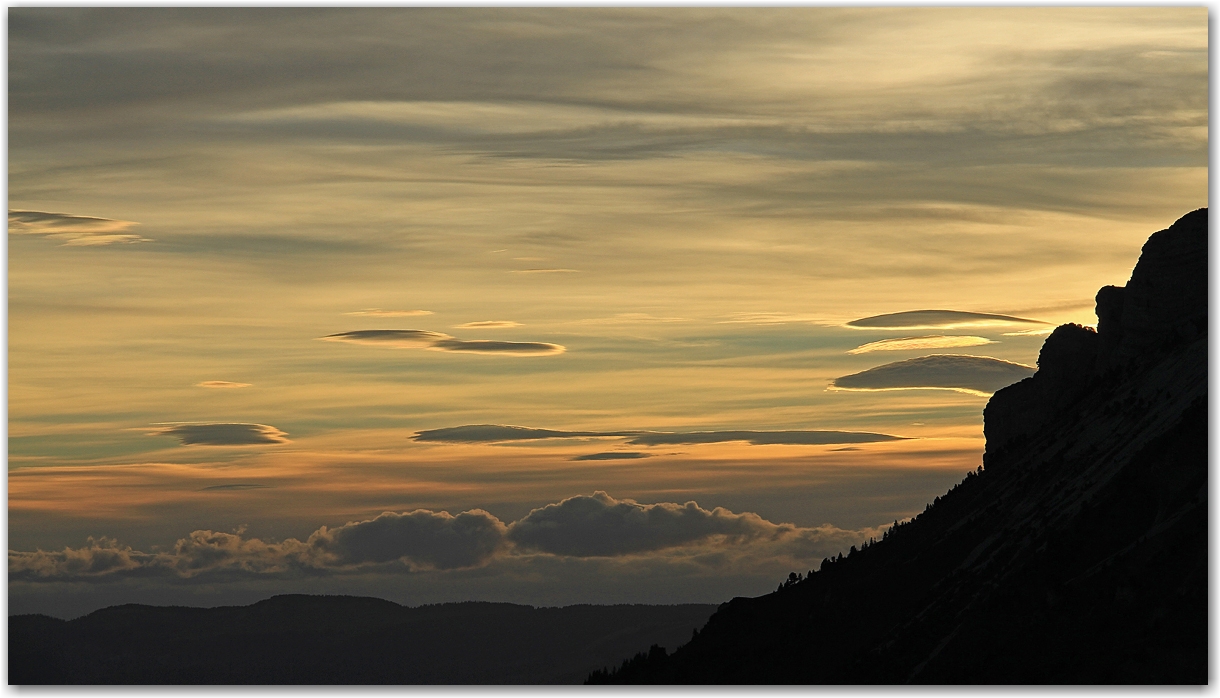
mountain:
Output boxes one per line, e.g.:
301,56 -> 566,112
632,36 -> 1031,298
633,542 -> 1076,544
591,208 -> 1207,684
9,596 -> 714,684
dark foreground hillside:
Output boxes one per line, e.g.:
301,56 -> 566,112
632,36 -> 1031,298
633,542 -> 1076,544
10,596 -> 714,684
592,209 -> 1208,684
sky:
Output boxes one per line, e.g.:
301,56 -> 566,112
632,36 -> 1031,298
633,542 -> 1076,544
7,7 -> 1207,618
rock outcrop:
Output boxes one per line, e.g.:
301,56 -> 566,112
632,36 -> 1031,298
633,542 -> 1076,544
983,208 -> 1207,463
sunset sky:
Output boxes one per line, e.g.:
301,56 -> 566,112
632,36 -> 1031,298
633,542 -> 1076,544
8,7 -> 1207,618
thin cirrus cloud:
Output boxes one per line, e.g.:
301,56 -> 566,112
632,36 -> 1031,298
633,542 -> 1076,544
830,354 -> 1035,396
453,321 -> 523,329
195,381 -> 251,389
345,309 -> 433,317
9,492 -> 880,581
199,484 -> 271,491
412,424 -> 905,446
846,310 -> 1048,330
8,210 -> 150,246
847,335 -> 995,354
319,329 -> 565,356
150,423 -> 290,446
508,268 -> 579,274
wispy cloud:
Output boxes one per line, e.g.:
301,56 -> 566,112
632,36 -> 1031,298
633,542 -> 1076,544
452,321 -> 522,329
345,309 -> 433,317
320,330 -> 565,356
414,425 -> 630,443
830,354 -> 1035,396
1003,328 -> 1057,337
195,381 -> 251,389
846,310 -> 1047,330
150,423 -> 290,446
508,268 -> 579,274
199,484 -> 271,491
9,210 -> 149,246
719,312 -> 826,325
412,424 -> 905,447
571,452 -> 652,461
572,313 -> 688,325
847,335 -> 995,354
626,430 -> 906,446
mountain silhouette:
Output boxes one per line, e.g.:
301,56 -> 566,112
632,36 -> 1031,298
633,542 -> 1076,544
590,208 -> 1207,684
10,596 -> 714,684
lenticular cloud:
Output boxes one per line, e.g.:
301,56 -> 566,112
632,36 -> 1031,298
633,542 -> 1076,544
320,329 -> 564,356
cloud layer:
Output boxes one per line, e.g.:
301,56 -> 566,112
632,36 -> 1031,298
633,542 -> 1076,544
831,354 -> 1035,396
9,210 -> 149,246
151,423 -> 290,446
847,335 -> 994,354
346,309 -> 433,317
10,492 -> 881,582
453,321 -> 522,329
412,425 -> 905,446
195,381 -> 251,389
571,452 -> 651,461
846,310 -> 1047,329
320,330 -> 564,356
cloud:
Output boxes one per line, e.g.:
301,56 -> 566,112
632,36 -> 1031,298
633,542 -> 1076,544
719,312 -> 826,325
507,492 -> 801,557
412,425 -> 904,447
346,309 -> 433,317
845,310 -> 1047,329
8,210 -> 149,246
319,329 -> 565,356
1003,328 -> 1056,337
310,509 -> 507,570
453,321 -> 522,329
195,381 -> 251,389
150,423 -> 290,446
830,354 -> 1035,396
508,268 -> 579,274
625,431 -> 907,446
572,313 -> 688,325
847,335 -> 995,354
9,493 -> 888,585
413,424 -> 630,443
199,484 -> 271,491
571,452 -> 652,461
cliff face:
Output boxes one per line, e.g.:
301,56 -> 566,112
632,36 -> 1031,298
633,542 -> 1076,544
983,208 -> 1207,463
596,209 -> 1207,684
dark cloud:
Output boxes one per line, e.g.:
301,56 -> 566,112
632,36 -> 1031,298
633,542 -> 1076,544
831,354 -> 1035,396
8,209 -> 148,246
199,484 -> 271,491
151,423 -> 289,446
413,425 -> 632,443
626,431 -> 907,446
571,452 -> 652,461
320,329 -> 564,356
506,492 -> 790,557
310,509 -> 507,570
846,310 -> 1047,329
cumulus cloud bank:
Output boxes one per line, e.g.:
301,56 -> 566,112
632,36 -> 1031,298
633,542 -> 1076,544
831,354 -> 1035,396
847,335 -> 994,354
846,310 -> 1047,329
320,330 -> 564,356
151,423 -> 290,446
10,493 -> 882,582
9,210 -> 150,246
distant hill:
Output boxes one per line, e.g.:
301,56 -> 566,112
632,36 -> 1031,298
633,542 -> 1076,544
591,209 -> 1207,684
9,596 -> 714,684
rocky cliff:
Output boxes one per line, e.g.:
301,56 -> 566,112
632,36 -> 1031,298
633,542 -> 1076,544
595,209 -> 1208,684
